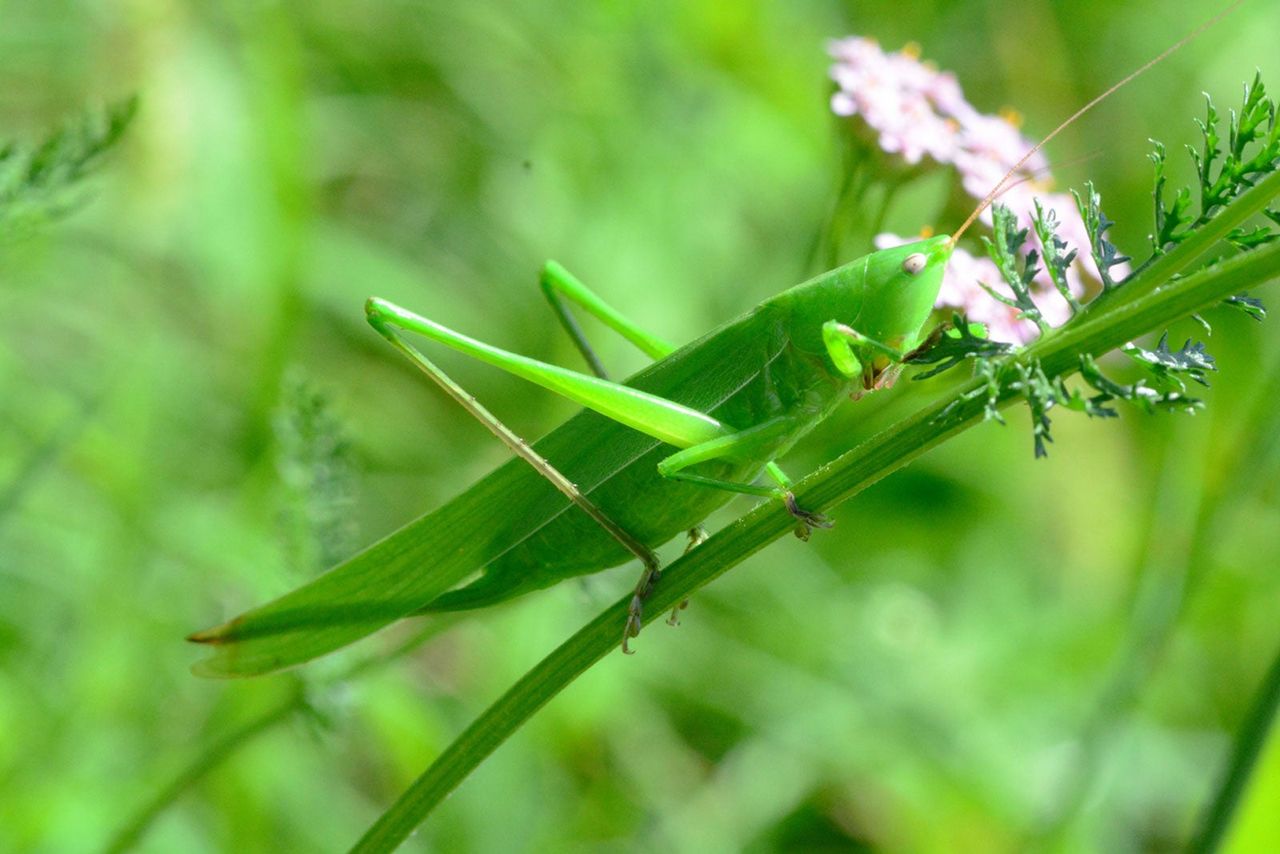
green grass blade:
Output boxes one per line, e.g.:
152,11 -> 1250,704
351,236 -> 1280,852
1188,638 -> 1280,854
104,682 -> 307,854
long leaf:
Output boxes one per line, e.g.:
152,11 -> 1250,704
1188,637 -> 1280,853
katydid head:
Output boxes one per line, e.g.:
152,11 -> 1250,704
855,234 -> 953,353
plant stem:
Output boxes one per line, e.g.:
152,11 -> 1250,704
104,684 -> 307,854
1035,345 -> 1280,843
107,617 -> 461,851
1187,636 -> 1280,853
351,234 -> 1280,851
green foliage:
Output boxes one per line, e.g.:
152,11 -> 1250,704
950,79 -> 1280,458
1225,292 -> 1268,319
904,313 -> 1013,380
1011,361 -> 1056,457
1151,73 -> 1280,258
924,180 -> 1221,456
1073,181 -> 1130,289
0,96 -> 136,240
981,205 -> 1049,332
1033,199 -> 1083,315
274,375 -> 358,575
1076,354 -> 1204,415
1123,332 -> 1216,389
5,6 -> 1280,854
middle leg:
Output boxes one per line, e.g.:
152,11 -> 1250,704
655,420 -> 832,536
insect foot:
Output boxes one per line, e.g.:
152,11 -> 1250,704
666,526 -> 707,625
785,492 -> 834,541
622,603 -> 643,655
622,561 -> 663,654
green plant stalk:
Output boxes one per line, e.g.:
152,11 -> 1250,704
104,684 -> 307,854
350,219 -> 1280,850
1189,636 -> 1280,853
1037,345 -> 1280,843
107,615 -> 464,852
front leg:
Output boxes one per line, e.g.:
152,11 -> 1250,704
654,424 -> 833,535
821,320 -> 907,390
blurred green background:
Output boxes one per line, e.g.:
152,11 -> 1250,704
3,0 -> 1280,851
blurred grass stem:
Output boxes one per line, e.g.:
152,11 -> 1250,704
1188,636 -> 1280,853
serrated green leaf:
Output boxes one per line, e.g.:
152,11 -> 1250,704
1074,181 -> 1130,289
1034,200 -> 1082,314
1225,293 -> 1267,320
1123,331 -> 1216,388
982,204 -> 1047,331
0,96 -> 137,239
906,313 -> 1013,380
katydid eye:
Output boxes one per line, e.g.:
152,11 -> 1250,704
902,253 -> 927,275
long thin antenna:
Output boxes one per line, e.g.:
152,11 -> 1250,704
996,149 -> 1104,195
947,0 -> 1247,248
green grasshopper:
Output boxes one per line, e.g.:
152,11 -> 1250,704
192,235 -> 954,669
362,239 -> 950,654
189,4 -> 1241,676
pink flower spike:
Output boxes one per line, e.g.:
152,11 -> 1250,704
826,35 -> 1056,221
839,40 -> 1119,321
828,38 -> 971,170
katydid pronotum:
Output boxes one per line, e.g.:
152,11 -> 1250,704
190,2 -> 1245,674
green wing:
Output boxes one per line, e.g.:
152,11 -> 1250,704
189,304 -> 785,677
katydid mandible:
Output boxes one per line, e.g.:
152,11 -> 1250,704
189,2 -> 1243,676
